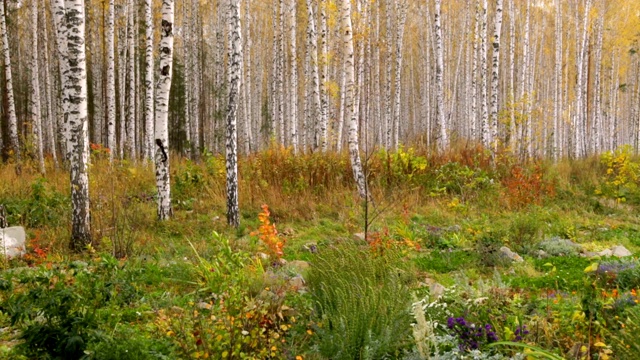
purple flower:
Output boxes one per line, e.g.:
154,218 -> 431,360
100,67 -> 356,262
447,316 -> 499,351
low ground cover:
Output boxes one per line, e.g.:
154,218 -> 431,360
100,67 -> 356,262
1,145 -> 640,359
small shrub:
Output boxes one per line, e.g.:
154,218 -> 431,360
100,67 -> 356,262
598,145 -> 640,203
307,243 -> 413,359
250,204 -> 284,260
475,232 -> 508,268
508,214 -> 543,254
501,164 -> 555,209
537,237 -> 580,257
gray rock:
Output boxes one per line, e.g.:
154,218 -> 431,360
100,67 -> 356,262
580,251 -> 597,258
536,250 -> 549,259
70,260 -> 88,269
287,260 -> 310,273
1,226 -> 26,259
429,282 -> 446,299
612,245 -> 632,258
302,242 -> 318,253
289,275 -> 306,290
597,249 -> 613,257
499,246 -> 524,262
197,302 -> 213,310
446,225 -> 462,232
354,233 -> 366,241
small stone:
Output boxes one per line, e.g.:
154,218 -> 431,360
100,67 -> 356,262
70,260 -> 88,268
447,225 -> 462,232
429,282 -> 446,299
197,302 -> 212,310
257,252 -> 269,260
302,243 -> 318,253
597,249 -> 613,257
499,246 -> 524,262
289,275 -> 306,290
537,250 -> 549,259
288,260 -> 310,273
0,226 -> 26,259
611,245 -> 632,258
354,233 -> 366,241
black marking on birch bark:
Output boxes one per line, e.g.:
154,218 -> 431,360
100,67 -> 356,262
156,139 -> 167,162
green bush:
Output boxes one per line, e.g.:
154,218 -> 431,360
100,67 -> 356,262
475,232 -> 508,268
0,178 -> 68,227
307,244 -> 413,359
508,214 -> 543,254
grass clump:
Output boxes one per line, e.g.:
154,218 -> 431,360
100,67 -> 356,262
307,243 -> 414,359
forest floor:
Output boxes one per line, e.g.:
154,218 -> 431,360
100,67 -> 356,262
2,145 -> 640,359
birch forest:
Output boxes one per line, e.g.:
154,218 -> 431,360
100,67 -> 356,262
2,0 -> 640,165
3,0 -> 640,359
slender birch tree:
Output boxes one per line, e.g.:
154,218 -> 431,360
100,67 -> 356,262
490,0 -> 503,152
341,0 -> 367,199
434,0 -> 447,151
155,0 -> 175,220
393,0 -> 408,150
0,0 -> 20,165
144,0 -> 154,162
480,0 -> 489,147
30,0 -> 44,173
306,0 -> 321,151
553,0 -> 562,160
289,0 -> 298,153
106,0 -> 115,162
319,0 -> 329,151
65,0 -> 92,250
226,0 -> 242,227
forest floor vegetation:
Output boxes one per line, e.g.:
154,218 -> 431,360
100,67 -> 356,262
2,144 -> 640,359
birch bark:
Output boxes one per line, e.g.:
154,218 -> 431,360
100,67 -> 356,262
489,0 -> 503,152
434,0 -> 447,151
341,0 -> 367,199
226,0 -> 242,227
155,0 -> 175,220
144,0 -> 154,161
65,0 -> 91,250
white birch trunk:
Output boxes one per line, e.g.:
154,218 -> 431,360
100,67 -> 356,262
0,0 -> 19,164
242,0 -> 253,154
553,0 -> 562,160
434,0 -> 447,151
41,0 -> 58,167
480,0 -> 489,147
471,0 -> 480,141
155,0 -> 175,220
307,0 -> 321,151
592,10 -> 603,155
393,1 -> 408,150
144,0 -> 154,162
489,0 -> 503,152
64,0 -> 91,250
319,0 -> 329,151
106,0 -> 116,162
341,0 -> 367,199
573,0 -> 591,158
30,0 -> 45,173
52,0 -> 71,161
126,0 -> 136,159
226,0 -> 242,227
289,0 -> 298,153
